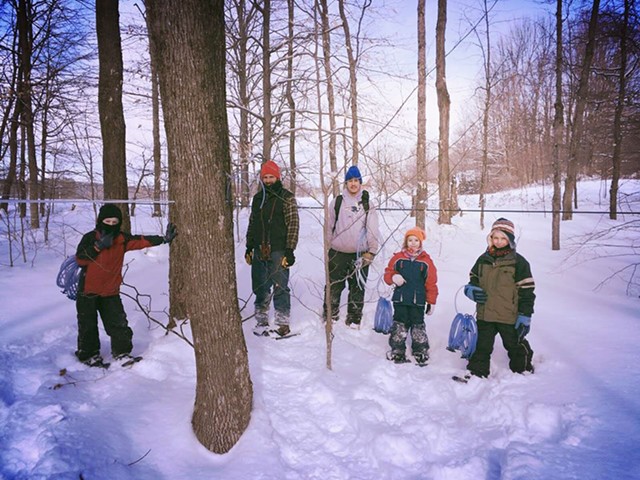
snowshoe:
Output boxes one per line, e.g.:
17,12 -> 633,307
273,324 -> 291,337
413,352 -> 429,366
114,354 -> 143,368
253,323 -> 271,337
386,351 -> 409,364
82,355 -> 110,369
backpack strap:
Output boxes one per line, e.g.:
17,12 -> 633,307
332,195 -> 343,234
361,190 -> 369,212
332,190 -> 369,234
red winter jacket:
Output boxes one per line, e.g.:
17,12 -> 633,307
76,230 -> 164,297
384,249 -> 439,306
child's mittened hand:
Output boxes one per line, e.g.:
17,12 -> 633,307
515,315 -> 531,340
95,232 -> 114,250
425,304 -> 435,315
464,284 -> 487,304
392,274 -> 405,286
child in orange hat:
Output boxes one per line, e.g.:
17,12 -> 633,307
383,227 -> 438,364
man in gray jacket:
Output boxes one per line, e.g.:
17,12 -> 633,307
323,166 -> 380,327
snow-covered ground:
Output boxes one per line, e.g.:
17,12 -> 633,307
1,179 -> 639,480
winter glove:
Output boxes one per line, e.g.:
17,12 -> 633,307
425,304 -> 435,315
464,284 -> 488,304
515,315 -> 531,341
361,252 -> 375,267
164,222 -> 178,244
391,274 -> 406,287
281,248 -> 295,268
245,247 -> 253,265
94,232 -> 114,251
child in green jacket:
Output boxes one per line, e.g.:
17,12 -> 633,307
463,218 -> 535,377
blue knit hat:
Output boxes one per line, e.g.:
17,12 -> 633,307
345,166 -> 362,183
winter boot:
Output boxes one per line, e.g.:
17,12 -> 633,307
413,352 -> 429,365
273,324 -> 291,337
386,350 -> 407,364
253,323 -> 270,336
82,354 -> 110,369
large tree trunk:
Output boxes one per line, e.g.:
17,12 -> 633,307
562,0 -> 600,220
146,0 -> 253,454
552,0 -> 564,251
435,0 -> 451,225
96,0 -> 130,231
609,0 -> 629,220
415,0 -> 427,229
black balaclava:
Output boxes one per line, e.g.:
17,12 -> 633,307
96,203 -> 123,235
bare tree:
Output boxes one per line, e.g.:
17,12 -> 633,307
415,0 -> 427,229
436,0 -> 452,225
478,0 -> 494,230
259,0 -> 273,161
286,0 -> 297,194
16,0 -> 39,228
225,0 -> 260,207
609,0 -> 630,220
146,0 -> 252,453
318,0 -> 339,195
562,0 -> 600,220
139,2 -> 164,218
96,0 -> 130,231
337,0 -> 362,166
552,0 -> 564,250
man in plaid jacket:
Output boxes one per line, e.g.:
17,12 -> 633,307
245,160 -> 299,337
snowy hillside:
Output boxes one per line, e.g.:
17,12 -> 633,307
1,179 -> 639,480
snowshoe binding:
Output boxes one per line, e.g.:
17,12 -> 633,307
82,355 -> 110,369
452,374 -> 472,384
413,352 -> 429,367
253,322 -> 271,337
387,351 -> 410,364
114,354 -> 143,368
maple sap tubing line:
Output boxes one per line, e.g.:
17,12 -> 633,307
5,199 -> 635,215
2,199 -> 175,205
295,206 -> 639,215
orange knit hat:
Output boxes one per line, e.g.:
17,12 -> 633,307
404,227 -> 426,248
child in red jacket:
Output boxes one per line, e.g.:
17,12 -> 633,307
383,227 -> 438,364
74,203 -> 177,367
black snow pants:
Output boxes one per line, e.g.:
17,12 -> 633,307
75,293 -> 133,360
467,319 -> 534,377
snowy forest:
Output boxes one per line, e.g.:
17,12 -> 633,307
1,0 -> 639,471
